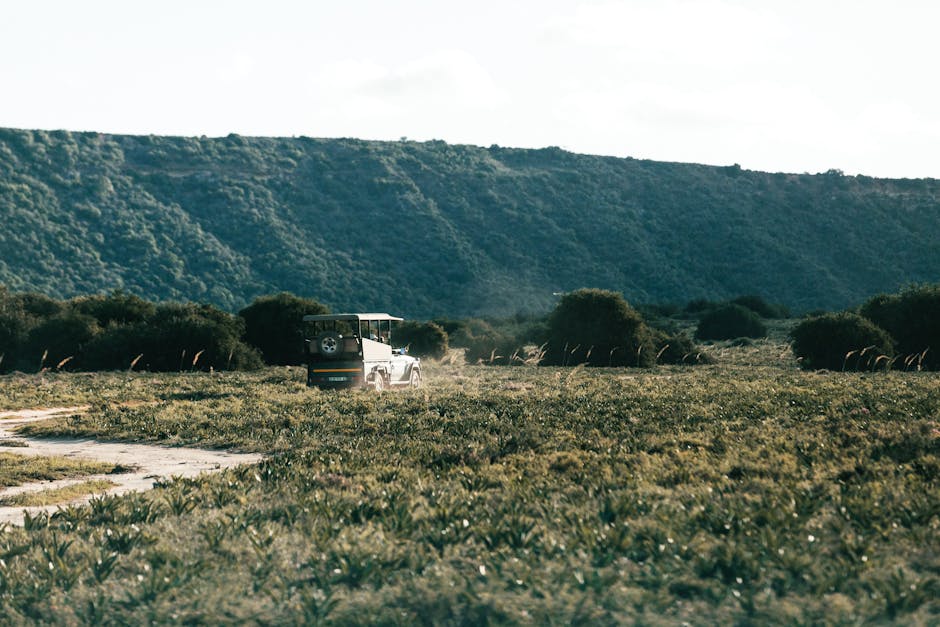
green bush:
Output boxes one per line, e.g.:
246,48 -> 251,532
649,328 -> 710,365
448,319 -> 519,364
139,303 -> 263,372
791,312 -> 894,371
0,294 -> 35,372
695,304 -> 767,341
239,293 -> 329,365
11,291 -> 65,318
0,288 -> 266,372
82,303 -> 264,372
543,288 -> 654,367
392,321 -> 448,359
71,290 -> 156,327
859,285 -> 940,370
21,312 -> 101,371
730,295 -> 790,318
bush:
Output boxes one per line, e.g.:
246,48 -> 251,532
448,319 -> 519,364
730,295 -> 790,318
21,312 -> 101,371
859,285 -> 940,370
239,293 -> 329,365
12,292 -> 65,318
791,312 -> 894,371
83,303 -> 263,372
0,292 -> 36,372
392,321 -> 448,359
695,304 -> 767,341
682,298 -> 717,317
649,328 -> 711,365
142,303 -> 263,371
71,290 -> 156,327
543,289 -> 655,367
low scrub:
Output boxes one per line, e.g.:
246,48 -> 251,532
860,285 -> 940,370
239,293 -> 329,366
695,303 -> 768,341
542,288 -> 655,367
790,312 -> 894,371
390,320 -> 448,359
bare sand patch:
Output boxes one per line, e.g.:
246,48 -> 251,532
0,407 -> 262,527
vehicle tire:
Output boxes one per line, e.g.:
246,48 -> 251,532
316,331 -> 343,360
409,369 -> 421,388
373,371 -> 386,392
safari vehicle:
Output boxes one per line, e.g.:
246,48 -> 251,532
303,313 -> 421,390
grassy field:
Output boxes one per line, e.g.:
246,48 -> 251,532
0,342 -> 938,624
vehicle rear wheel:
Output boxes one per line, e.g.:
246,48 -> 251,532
316,331 -> 343,359
373,372 -> 386,392
409,369 -> 421,388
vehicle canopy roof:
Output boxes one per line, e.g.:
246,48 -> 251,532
302,313 -> 404,323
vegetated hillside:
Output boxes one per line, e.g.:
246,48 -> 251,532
1,127 -> 939,317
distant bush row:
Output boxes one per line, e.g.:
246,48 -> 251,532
0,286 -> 723,373
0,288 -> 329,373
791,284 -> 940,371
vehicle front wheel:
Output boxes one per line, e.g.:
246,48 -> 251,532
409,369 -> 421,388
373,372 -> 386,392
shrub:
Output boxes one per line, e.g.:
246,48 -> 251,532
141,303 -> 263,371
448,319 -> 519,364
542,289 -> 655,367
239,293 -> 329,365
859,285 -> 940,370
12,292 -> 65,318
791,312 -> 894,371
0,291 -> 36,372
649,328 -> 710,365
730,295 -> 790,318
695,304 -> 767,341
21,312 -> 101,371
682,298 -> 717,317
392,321 -> 448,359
71,290 -> 156,327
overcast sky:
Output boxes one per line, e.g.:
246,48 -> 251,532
2,0 -> 938,178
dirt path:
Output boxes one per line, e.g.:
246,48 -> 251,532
0,407 -> 262,527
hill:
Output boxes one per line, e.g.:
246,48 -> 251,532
1,127 -> 939,317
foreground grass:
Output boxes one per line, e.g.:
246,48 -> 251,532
1,362 -> 939,624
0,453 -> 120,488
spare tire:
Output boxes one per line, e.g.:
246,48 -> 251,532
316,330 -> 344,359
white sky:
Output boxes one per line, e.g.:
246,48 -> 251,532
2,0 -> 938,178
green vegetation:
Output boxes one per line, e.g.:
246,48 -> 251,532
391,320 -> 449,359
543,288 -> 654,367
0,350 -> 938,623
0,453 -> 119,487
2,128 -> 940,317
0,479 -> 117,507
859,284 -> 940,371
0,288 -> 262,373
791,313 -> 895,371
239,292 -> 329,365
695,303 -> 768,341
791,284 -> 940,371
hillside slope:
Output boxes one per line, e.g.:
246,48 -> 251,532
1,127 -> 938,317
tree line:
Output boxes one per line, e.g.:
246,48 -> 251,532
13,281 -> 934,374
0,286 -> 796,373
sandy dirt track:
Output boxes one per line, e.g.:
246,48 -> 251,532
0,407 -> 263,527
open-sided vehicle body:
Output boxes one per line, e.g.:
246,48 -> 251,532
303,313 -> 421,390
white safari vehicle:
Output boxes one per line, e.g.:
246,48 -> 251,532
303,313 -> 421,390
